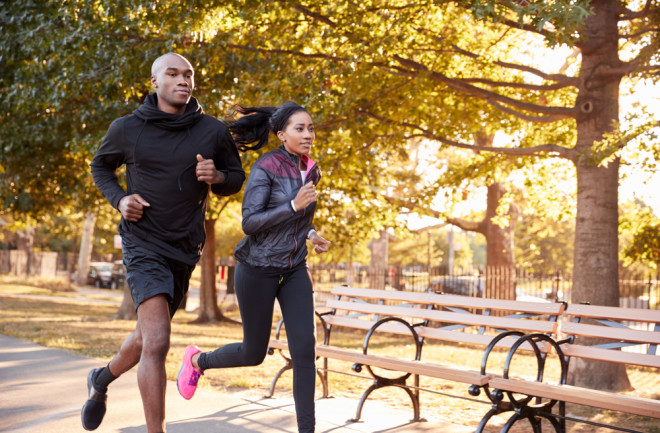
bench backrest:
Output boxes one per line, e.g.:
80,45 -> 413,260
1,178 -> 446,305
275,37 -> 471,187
322,286 -> 566,352
560,303 -> 660,368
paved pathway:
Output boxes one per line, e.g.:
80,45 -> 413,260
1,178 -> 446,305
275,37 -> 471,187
0,286 -> 474,433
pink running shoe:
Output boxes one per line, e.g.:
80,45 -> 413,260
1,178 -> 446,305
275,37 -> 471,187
177,345 -> 204,400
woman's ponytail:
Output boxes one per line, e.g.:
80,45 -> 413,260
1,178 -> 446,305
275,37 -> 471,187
227,105 -> 276,152
227,102 -> 307,152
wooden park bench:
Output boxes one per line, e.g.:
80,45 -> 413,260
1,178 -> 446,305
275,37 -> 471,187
484,303 -> 660,433
267,285 -> 566,424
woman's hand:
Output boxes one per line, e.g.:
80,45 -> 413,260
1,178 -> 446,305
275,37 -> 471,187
293,182 -> 317,211
309,231 -> 330,254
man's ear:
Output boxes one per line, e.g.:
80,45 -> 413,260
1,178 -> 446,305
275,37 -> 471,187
151,75 -> 158,89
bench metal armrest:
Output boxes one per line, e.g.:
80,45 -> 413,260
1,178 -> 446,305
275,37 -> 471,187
467,330 -> 526,397
316,311 -> 332,344
485,333 -> 569,409
352,316 -> 422,380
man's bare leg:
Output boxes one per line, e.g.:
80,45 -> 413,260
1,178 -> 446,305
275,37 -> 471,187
134,294 -> 171,433
105,329 -> 142,377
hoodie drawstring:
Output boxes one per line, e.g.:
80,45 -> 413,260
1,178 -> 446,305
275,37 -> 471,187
177,161 -> 198,191
130,120 -> 148,197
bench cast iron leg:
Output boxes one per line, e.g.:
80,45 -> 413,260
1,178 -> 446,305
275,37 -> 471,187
476,401 -> 564,433
350,383 -> 379,422
267,359 -> 330,400
536,411 -> 564,433
500,407 -> 563,433
475,407 -> 502,433
350,383 -> 424,423
266,360 -> 292,398
399,384 -> 425,422
317,367 -> 330,399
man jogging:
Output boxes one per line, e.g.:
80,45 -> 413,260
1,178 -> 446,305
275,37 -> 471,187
83,52 -> 245,433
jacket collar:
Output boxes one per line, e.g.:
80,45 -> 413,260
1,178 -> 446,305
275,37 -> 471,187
278,145 -> 317,176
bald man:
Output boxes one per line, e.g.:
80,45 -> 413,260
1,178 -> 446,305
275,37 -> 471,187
84,53 -> 245,432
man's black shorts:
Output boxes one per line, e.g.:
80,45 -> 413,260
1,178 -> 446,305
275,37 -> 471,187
122,236 -> 194,317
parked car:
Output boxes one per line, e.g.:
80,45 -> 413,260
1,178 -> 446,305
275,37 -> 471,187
87,261 -> 125,289
87,262 -> 114,288
428,276 -> 550,303
427,276 -> 483,297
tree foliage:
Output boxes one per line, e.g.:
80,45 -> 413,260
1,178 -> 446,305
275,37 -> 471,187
620,200 -> 660,269
212,0 -> 659,302
3,1 -> 659,286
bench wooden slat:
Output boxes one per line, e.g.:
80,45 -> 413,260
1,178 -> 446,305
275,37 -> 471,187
416,326 -> 553,354
320,315 -> 553,353
326,299 -> 558,333
268,339 -> 491,385
488,377 -> 660,418
269,339 -> 289,350
322,315 -> 410,333
331,286 -> 565,315
561,322 -> 660,345
560,344 -> 660,368
566,304 -> 660,323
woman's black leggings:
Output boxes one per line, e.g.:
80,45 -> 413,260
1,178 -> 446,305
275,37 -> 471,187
197,262 -> 317,433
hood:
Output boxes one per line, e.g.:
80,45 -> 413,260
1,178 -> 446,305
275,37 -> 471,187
133,93 -> 205,131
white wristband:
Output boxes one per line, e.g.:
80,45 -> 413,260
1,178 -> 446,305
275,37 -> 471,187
290,200 -> 297,212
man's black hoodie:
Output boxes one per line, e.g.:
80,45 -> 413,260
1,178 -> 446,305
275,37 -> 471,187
91,94 -> 245,265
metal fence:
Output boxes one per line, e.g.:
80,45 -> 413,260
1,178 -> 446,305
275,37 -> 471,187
308,263 -> 660,309
2,250 -> 658,309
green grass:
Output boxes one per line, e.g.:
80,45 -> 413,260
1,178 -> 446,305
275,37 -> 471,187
0,275 -> 75,293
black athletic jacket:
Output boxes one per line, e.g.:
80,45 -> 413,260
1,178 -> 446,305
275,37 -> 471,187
234,146 -> 321,269
90,94 -> 245,265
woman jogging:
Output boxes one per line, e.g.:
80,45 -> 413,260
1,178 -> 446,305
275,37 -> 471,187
176,101 -> 330,433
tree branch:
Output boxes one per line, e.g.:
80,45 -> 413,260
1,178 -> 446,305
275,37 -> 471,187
450,44 -> 579,86
634,64 -> 660,74
591,61 -> 639,79
462,77 -> 574,91
391,54 -> 576,118
620,26 -> 660,40
499,17 -> 555,38
286,3 -> 578,117
383,194 -> 484,234
485,99 -> 571,123
452,1 -> 558,40
224,43 -> 350,62
446,216 -> 484,233
360,110 -> 576,159
292,3 -> 340,28
619,0 -> 653,20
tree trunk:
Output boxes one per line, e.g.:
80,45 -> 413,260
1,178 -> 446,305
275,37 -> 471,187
226,265 -> 235,295
449,132 -> 517,300
483,183 -> 517,300
568,0 -> 630,391
75,212 -> 96,286
113,279 -> 137,320
15,226 -> 34,276
369,230 -> 388,290
194,218 -> 235,323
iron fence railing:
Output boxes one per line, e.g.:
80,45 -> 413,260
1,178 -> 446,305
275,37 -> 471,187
2,250 -> 658,309
307,263 -> 660,309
